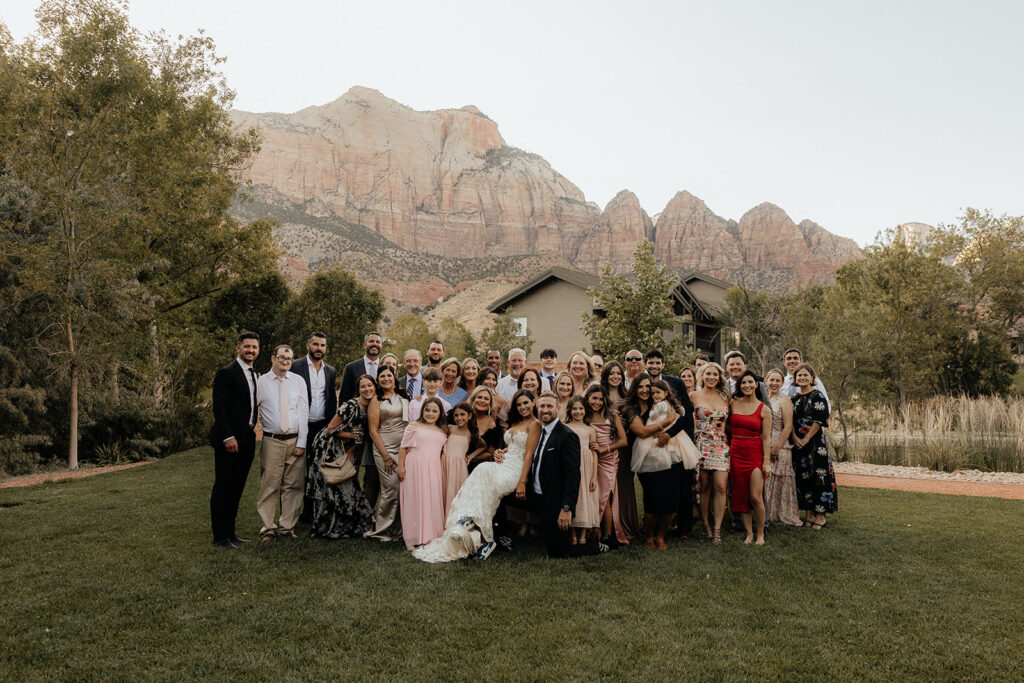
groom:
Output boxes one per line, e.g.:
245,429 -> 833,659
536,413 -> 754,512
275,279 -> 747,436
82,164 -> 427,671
524,392 -> 607,558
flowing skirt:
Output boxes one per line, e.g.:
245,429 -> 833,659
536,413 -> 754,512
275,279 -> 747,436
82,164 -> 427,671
764,446 -> 801,525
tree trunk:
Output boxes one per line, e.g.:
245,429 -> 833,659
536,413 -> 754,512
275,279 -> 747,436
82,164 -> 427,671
67,321 -> 79,470
149,320 -> 163,405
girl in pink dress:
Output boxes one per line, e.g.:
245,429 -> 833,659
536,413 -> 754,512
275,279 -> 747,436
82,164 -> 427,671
584,385 -> 628,547
565,396 -> 600,544
397,397 -> 448,550
442,402 -> 483,518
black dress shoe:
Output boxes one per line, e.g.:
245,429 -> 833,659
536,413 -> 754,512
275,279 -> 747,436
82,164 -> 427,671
230,536 -> 252,544
212,539 -> 237,549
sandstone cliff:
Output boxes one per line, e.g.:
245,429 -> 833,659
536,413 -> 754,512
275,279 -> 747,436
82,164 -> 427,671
230,86 -> 862,313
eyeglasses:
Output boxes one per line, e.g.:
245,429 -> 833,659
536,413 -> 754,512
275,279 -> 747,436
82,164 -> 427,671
275,356 -> 293,362
625,357 -> 642,362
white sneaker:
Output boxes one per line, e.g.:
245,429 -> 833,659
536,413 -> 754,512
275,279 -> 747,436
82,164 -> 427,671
474,541 -> 496,560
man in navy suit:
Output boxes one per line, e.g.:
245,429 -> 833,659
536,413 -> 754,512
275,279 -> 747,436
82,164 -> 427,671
290,331 -> 337,520
208,331 -> 261,549
525,392 -> 607,558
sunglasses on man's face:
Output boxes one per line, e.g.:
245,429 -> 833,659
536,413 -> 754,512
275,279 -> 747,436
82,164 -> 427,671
626,357 -> 642,362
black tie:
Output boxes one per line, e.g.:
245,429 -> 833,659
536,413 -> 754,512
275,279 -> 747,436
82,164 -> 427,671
249,368 -> 258,427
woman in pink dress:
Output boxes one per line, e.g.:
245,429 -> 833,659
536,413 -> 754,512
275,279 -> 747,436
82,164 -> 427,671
397,397 -> 448,550
584,384 -> 628,547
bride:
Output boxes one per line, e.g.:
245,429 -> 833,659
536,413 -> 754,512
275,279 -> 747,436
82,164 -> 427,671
413,389 -> 540,563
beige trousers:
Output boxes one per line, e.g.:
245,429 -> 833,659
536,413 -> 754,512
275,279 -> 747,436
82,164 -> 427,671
257,436 -> 305,534
365,445 -> 403,540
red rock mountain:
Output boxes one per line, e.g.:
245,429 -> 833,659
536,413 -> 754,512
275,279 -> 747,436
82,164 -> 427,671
230,86 -> 861,305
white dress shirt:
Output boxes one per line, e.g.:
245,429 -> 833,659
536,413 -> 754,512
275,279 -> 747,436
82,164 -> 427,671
531,421 -> 558,495
257,371 -> 309,447
782,374 -> 831,413
306,356 -> 327,421
363,356 -> 379,377
495,373 -> 521,402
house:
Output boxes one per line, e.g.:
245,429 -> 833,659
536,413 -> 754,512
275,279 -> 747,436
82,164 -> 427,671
487,266 -> 733,363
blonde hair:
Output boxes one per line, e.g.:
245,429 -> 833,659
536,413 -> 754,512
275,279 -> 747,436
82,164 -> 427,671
567,351 -> 596,384
697,361 -> 730,403
553,371 -> 575,400
468,385 -> 495,415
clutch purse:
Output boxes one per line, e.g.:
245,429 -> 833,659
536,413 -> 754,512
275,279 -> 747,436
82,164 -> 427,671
321,456 -> 357,485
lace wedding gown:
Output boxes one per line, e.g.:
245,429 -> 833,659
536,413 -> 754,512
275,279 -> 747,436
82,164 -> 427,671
412,430 -> 527,563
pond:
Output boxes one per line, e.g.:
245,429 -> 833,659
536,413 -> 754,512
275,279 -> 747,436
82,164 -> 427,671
834,433 -> 1024,474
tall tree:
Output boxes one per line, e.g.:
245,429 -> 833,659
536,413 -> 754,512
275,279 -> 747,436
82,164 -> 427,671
384,313 -> 434,359
276,266 -> 385,365
582,240 -> 690,367
434,316 -> 479,361
721,286 -> 786,375
0,1 -> 274,467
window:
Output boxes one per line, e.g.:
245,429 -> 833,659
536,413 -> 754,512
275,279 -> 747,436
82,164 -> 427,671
513,317 -> 528,336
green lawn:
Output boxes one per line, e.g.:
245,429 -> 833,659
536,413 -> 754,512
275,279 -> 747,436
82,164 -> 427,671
1,447 -> 1022,680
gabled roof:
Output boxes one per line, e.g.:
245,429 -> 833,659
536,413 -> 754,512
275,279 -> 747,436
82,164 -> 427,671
487,267 -> 601,313
676,270 -> 734,290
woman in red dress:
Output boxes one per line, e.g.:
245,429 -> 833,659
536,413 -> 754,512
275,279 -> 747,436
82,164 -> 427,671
727,370 -> 772,545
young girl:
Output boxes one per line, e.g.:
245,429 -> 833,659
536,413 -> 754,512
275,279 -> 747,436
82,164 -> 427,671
409,367 -> 452,422
397,397 -> 448,550
442,402 -> 481,517
564,396 -> 600,544
630,381 -> 681,472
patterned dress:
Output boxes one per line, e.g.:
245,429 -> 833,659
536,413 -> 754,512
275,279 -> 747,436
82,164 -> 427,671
694,407 -> 730,471
764,393 -> 800,525
791,389 -> 838,514
306,399 -> 375,539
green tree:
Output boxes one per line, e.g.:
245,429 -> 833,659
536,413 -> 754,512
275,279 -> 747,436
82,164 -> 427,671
276,266 -> 385,365
721,286 -> 786,375
480,309 -> 534,361
0,2 -> 277,467
204,270 -> 293,373
582,240 -> 689,367
435,316 -> 479,361
384,313 -> 433,359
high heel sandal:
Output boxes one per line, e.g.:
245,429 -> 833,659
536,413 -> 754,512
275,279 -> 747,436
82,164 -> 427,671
712,528 -> 721,544
702,522 -> 712,540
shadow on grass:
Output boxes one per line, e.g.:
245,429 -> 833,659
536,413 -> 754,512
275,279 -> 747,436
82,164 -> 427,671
1,447 -> 1022,679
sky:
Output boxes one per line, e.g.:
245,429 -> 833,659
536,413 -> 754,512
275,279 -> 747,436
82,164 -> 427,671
5,0 -> 1023,246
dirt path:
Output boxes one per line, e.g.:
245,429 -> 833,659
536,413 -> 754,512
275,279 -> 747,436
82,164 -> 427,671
836,473 -> 1024,501
0,461 -> 153,489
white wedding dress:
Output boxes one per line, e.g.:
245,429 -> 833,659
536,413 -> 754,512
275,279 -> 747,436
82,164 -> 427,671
412,430 -> 527,563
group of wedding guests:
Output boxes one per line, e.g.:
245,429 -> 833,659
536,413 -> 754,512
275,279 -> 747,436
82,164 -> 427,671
208,329 -> 838,559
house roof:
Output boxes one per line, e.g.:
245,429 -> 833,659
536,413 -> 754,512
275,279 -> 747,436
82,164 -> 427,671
676,269 -> 735,290
487,266 -> 602,313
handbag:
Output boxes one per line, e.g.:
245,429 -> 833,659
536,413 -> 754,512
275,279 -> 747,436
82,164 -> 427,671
321,455 -> 357,485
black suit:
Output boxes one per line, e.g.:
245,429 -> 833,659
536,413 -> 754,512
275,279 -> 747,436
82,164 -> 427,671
208,360 -> 257,543
526,421 -> 603,558
654,373 -> 697,536
291,355 -> 337,518
339,358 -> 374,404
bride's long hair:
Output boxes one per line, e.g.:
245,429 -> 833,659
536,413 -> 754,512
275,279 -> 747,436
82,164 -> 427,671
506,389 -> 537,427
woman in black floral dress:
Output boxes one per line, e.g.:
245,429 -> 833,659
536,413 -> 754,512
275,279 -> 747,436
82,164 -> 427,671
306,374 -> 377,539
789,363 -> 837,529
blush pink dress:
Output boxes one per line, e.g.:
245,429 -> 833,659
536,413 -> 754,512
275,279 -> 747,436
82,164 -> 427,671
569,423 -> 600,529
442,431 -> 470,518
399,423 -> 447,547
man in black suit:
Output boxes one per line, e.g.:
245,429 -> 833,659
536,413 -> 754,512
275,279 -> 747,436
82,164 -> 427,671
645,348 -> 698,539
339,331 -> 382,403
525,392 -> 607,558
338,330 -> 383,508
208,331 -> 261,549
291,331 -> 337,520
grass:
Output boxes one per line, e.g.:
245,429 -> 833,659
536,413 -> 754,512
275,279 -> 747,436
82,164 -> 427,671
2,447 -> 1023,680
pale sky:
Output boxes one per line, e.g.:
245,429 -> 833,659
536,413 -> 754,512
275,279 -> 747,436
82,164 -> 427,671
6,1 -> 1023,246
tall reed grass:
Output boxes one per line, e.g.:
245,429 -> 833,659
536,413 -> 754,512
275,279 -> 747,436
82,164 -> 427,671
835,396 -> 1024,473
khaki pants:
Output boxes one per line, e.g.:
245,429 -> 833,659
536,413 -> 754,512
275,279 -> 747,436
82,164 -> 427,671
257,436 -> 304,534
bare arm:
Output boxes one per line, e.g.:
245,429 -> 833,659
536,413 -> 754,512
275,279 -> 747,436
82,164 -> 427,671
629,414 -> 673,438
607,415 -> 628,452
397,446 -> 409,481
516,421 -> 541,499
761,404 -> 772,473
793,421 -> 821,449
368,398 -> 395,472
772,397 -> 794,456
